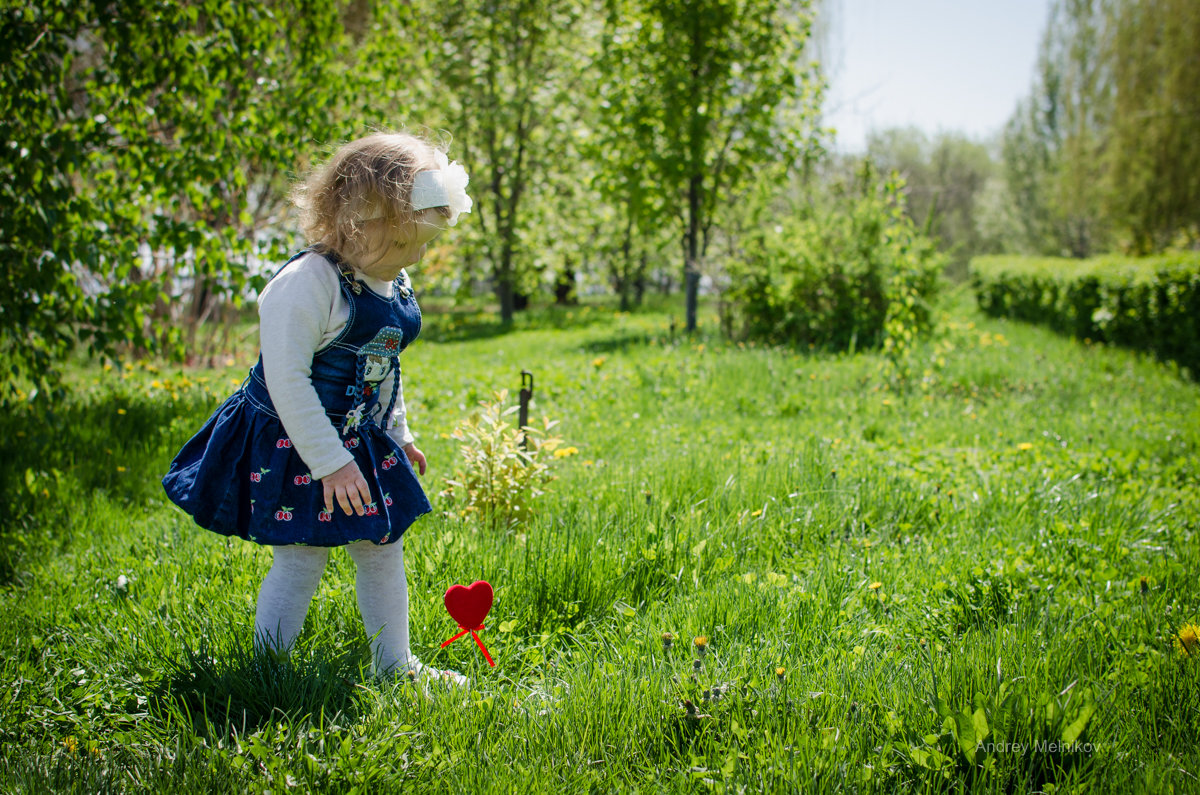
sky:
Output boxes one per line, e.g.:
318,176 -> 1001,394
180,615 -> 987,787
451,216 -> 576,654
823,0 -> 1055,152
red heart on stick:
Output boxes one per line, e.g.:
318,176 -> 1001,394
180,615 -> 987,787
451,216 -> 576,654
444,580 -> 493,631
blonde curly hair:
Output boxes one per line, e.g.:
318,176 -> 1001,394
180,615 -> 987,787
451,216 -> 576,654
291,132 -> 452,263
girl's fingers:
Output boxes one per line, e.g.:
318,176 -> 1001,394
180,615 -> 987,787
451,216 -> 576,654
349,481 -> 366,515
321,469 -> 370,516
337,485 -> 355,516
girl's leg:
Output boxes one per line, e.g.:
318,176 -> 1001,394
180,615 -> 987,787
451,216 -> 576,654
345,539 -> 411,674
254,544 -> 330,653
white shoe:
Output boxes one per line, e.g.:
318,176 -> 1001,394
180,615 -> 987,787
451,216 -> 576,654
401,658 -> 469,689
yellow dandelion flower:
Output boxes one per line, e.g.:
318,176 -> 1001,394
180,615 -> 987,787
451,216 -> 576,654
1174,624 -> 1200,658
592,356 -> 606,368
1017,442 -> 1034,451
868,582 -> 883,590
117,408 -> 126,415
694,636 -> 708,649
775,666 -> 786,680
553,446 -> 579,459
751,508 -> 763,517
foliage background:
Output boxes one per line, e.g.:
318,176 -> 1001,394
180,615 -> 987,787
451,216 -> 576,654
2,0 -> 1200,790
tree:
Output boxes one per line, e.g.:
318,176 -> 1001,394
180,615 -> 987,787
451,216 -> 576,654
602,0 -> 823,331
1105,0 -> 1200,252
0,0 -> 359,397
1001,0 -> 1109,258
866,127 -> 996,277
426,0 -> 588,325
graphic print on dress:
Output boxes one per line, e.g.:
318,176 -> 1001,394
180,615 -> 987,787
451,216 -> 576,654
342,326 -> 403,436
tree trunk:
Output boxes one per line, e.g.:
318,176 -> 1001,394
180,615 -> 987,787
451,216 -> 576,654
634,252 -> 647,307
496,278 -> 515,325
554,260 -> 576,305
684,173 -> 702,332
495,231 -> 519,324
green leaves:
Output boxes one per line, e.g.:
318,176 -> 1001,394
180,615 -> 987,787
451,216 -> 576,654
1,0 -> 356,400
723,160 -> 943,352
438,389 -> 565,533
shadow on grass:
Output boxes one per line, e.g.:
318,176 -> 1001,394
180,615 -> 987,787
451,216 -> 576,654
150,640 -> 368,738
418,299 -> 636,343
579,330 -> 667,355
0,387 -> 222,584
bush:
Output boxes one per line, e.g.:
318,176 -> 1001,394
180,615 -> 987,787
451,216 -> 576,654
970,253 -> 1200,376
722,163 -> 943,351
439,390 -> 563,533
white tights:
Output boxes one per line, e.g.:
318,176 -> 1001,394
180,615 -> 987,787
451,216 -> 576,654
254,540 -> 412,674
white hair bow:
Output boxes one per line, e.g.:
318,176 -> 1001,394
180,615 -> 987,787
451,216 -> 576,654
412,150 -> 473,226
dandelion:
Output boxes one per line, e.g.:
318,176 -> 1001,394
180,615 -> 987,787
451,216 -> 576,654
694,636 -> 708,656
117,408 -> 126,415
1017,442 -> 1034,451
116,574 -> 128,592
1174,624 -> 1199,658
592,356 -> 606,368
775,666 -> 786,681
117,466 -> 126,473
661,632 -> 674,653
868,582 -> 882,590
553,446 -> 579,459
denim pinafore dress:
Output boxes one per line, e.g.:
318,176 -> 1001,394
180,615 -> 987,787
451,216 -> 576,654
162,250 -> 432,546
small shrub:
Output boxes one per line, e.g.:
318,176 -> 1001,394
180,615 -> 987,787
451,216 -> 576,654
439,390 -> 563,532
723,161 -> 944,352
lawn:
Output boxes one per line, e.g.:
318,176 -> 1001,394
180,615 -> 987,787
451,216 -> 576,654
1,290 -> 1198,792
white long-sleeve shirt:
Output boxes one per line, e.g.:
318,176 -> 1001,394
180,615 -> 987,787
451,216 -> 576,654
257,252 -> 416,480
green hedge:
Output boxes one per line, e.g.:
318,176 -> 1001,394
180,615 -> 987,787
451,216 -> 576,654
970,253 -> 1200,376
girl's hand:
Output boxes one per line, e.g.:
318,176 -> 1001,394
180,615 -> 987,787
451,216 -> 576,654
403,443 -> 427,476
323,461 -> 372,516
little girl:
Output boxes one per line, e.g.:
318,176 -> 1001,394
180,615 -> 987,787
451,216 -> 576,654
163,132 -> 471,682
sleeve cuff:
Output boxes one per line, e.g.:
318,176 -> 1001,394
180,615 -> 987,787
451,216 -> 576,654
308,449 -> 357,481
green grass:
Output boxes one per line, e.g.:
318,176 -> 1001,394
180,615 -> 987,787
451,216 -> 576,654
2,291 -> 1198,792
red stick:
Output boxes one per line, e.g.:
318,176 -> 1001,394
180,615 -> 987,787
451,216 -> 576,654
440,624 -> 496,667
